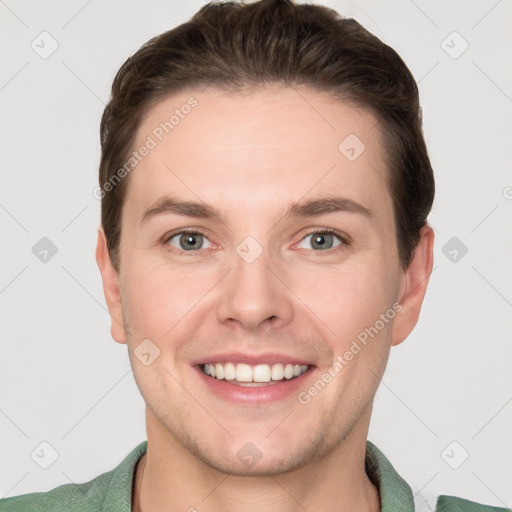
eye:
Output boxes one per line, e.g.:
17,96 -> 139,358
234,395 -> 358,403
296,229 -> 346,251
165,230 -> 214,252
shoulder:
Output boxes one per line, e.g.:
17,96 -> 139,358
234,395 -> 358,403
0,474 -> 112,512
366,440 -> 510,512
0,441 -> 147,512
435,494 -> 511,512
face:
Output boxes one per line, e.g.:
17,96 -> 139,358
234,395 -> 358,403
97,85 -> 433,476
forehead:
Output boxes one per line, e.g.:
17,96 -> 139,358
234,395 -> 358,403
125,85 -> 390,220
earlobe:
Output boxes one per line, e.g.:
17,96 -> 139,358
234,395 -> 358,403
391,224 -> 434,346
95,227 -> 127,345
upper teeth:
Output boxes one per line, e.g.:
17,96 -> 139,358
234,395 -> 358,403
203,363 -> 308,383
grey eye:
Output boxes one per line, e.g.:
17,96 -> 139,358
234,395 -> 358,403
167,232 -> 213,251
297,232 -> 342,251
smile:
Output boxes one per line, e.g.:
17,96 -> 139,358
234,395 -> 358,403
202,362 -> 309,385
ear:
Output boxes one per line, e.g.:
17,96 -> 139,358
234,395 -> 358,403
95,227 -> 127,345
391,224 -> 434,346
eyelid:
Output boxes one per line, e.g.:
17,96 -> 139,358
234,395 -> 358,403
163,227 -> 350,254
163,228 -> 209,244
292,228 -> 350,251
163,228 -> 215,253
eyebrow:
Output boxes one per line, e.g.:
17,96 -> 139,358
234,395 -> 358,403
140,195 -> 371,225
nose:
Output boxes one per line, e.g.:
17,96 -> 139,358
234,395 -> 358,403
216,241 -> 294,333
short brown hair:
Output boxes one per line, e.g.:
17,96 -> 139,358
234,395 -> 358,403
99,0 -> 434,270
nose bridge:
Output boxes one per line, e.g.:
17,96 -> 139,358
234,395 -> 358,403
216,234 -> 293,331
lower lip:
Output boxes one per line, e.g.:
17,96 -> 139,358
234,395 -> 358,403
195,366 -> 315,404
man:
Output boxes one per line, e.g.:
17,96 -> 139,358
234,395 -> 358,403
1,1 -> 508,511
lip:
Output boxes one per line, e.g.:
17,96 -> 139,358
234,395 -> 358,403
193,363 -> 316,405
190,352 -> 314,366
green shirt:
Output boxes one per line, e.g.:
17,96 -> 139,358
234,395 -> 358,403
1,440 -> 509,511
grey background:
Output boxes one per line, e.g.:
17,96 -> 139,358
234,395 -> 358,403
1,0 -> 511,508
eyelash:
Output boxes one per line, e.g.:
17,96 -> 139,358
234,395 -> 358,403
163,228 -> 350,256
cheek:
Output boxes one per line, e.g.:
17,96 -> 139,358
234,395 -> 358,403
120,239 -> 400,350
122,266 -> 196,404
120,261 -> 213,340
297,260 -> 399,344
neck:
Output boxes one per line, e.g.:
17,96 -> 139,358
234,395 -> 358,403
133,415 -> 380,512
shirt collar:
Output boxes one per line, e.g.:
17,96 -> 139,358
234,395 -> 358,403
104,439 -> 414,512
365,440 -> 415,511
102,440 -> 148,511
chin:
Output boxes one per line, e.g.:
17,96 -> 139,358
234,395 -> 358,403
181,428 -> 329,477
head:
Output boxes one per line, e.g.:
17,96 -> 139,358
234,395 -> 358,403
96,0 -> 434,475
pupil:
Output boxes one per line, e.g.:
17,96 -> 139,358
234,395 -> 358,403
181,234 -> 201,250
313,233 -> 332,250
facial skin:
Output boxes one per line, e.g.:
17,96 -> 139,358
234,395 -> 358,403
97,85 -> 433,512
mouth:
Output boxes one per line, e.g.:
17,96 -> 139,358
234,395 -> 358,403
193,355 -> 316,404
201,362 -> 310,387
